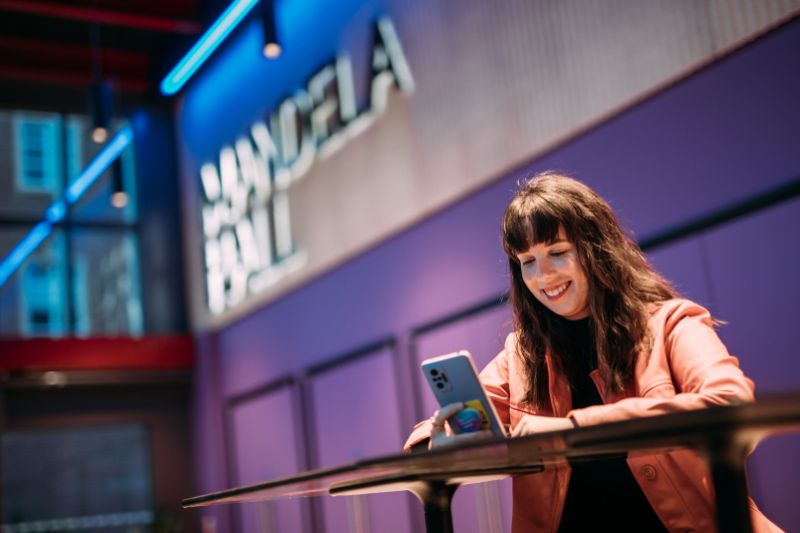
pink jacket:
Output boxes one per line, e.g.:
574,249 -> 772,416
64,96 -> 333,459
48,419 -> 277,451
405,299 -> 782,533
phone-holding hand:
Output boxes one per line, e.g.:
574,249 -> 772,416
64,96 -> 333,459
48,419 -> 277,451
511,414 -> 574,438
429,402 -> 493,449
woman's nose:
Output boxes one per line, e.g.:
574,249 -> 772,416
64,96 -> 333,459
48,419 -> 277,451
536,257 -> 553,277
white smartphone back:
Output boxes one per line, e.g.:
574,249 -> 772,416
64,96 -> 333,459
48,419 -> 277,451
421,350 -> 507,438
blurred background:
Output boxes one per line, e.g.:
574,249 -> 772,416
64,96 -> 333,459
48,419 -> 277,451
0,0 -> 798,532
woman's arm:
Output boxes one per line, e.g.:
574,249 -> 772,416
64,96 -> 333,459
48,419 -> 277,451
568,300 -> 755,427
402,336 -> 514,451
478,335 -> 513,429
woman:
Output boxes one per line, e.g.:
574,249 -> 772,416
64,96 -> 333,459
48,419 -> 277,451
404,172 -> 780,532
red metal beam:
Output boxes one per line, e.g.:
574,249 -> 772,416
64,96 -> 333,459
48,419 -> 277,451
0,66 -> 150,92
0,36 -> 150,91
0,336 -> 195,371
0,0 -> 201,35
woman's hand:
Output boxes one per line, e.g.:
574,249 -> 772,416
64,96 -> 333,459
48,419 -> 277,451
511,414 -> 574,438
428,402 -> 493,449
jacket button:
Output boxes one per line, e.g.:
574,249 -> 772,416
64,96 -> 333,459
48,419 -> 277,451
640,464 -> 657,481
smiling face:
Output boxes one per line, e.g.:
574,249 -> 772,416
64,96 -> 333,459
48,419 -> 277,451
515,229 -> 590,320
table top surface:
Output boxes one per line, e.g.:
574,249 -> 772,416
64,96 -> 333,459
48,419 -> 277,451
183,394 -> 800,508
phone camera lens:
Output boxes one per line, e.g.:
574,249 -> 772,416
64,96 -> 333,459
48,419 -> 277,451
430,369 -> 439,376
436,382 -> 444,389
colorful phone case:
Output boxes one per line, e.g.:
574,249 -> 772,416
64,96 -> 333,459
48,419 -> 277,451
421,351 -> 507,437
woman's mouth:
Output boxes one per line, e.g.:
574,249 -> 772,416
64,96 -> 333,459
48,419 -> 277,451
542,281 -> 571,300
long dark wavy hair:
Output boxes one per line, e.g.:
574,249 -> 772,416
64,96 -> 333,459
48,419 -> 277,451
502,172 -> 677,408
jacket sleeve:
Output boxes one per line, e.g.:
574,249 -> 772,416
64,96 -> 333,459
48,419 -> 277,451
568,301 -> 755,427
479,334 -> 513,430
402,335 -> 514,452
402,418 -> 434,452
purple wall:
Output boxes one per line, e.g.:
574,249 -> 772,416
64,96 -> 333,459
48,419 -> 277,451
309,344 -> 412,533
228,383 -> 308,532
192,18 -> 800,532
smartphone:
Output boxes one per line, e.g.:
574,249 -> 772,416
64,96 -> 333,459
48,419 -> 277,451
421,351 -> 507,438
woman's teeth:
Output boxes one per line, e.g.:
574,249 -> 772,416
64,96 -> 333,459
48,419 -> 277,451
543,282 -> 570,298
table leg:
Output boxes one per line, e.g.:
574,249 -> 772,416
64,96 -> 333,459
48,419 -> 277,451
708,440 -> 752,533
408,481 -> 458,533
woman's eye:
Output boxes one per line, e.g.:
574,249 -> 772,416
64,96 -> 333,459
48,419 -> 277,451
551,250 -> 566,257
521,259 -> 535,266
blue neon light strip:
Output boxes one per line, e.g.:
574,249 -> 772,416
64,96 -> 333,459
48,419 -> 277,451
0,222 -> 53,288
45,200 -> 67,223
160,0 -> 260,95
0,126 -> 134,289
65,127 -> 133,203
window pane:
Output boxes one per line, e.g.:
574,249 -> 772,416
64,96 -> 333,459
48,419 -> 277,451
0,110 -> 63,218
0,228 -> 144,337
0,226 -> 68,338
70,229 -> 143,336
70,121 -> 138,224
1,425 -> 154,532
15,113 -> 62,193
65,115 -> 85,185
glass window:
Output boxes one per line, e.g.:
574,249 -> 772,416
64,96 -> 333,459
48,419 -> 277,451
65,115 -> 84,185
0,109 -> 141,337
1,425 -> 154,532
0,227 -> 67,337
0,111 -> 61,218
71,120 -> 138,225
20,231 -> 69,336
13,111 -> 62,194
71,229 -> 143,336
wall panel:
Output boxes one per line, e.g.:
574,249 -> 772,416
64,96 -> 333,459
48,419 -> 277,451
703,198 -> 800,392
702,198 -> 800,531
228,383 -> 307,532
307,344 -> 413,533
646,237 -> 714,310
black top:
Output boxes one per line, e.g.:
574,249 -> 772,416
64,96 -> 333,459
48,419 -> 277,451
556,317 -> 668,533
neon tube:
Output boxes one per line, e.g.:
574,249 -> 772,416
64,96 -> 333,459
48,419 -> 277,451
0,222 -> 53,287
160,0 -> 260,95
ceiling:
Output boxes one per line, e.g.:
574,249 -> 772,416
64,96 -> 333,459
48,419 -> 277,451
0,0 -> 208,111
